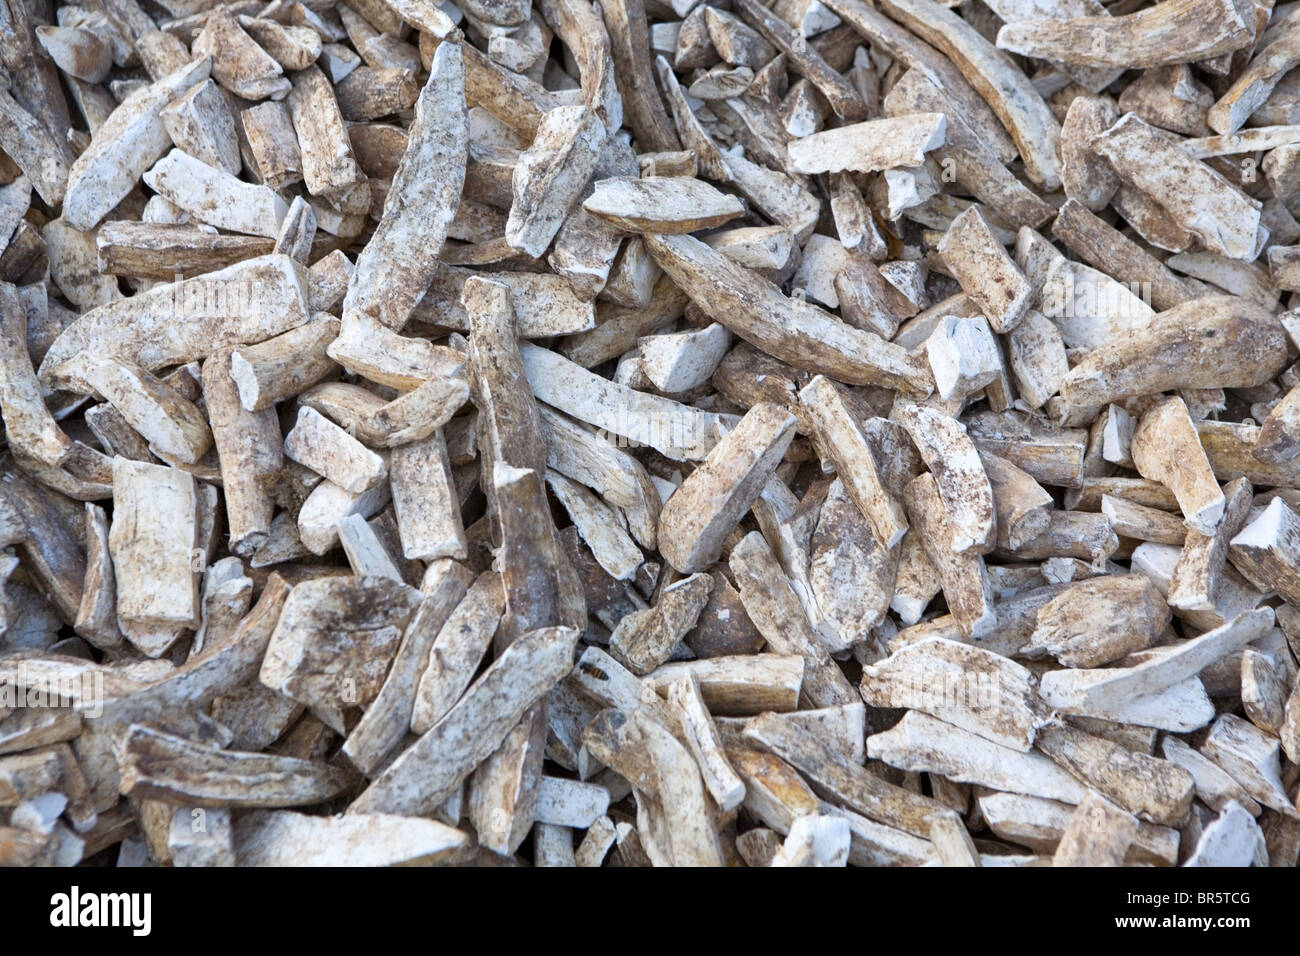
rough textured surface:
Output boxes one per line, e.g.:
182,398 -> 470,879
3,0 -> 1300,874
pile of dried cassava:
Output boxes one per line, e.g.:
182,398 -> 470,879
2,0 -> 1300,869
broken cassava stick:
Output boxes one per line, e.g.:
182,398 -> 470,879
5,0 -> 1300,872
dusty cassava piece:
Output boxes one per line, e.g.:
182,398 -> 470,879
1,0 -> 1300,869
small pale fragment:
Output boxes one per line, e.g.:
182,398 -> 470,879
1091,114 -> 1262,260
860,638 -> 1044,751
159,79 -> 240,176
345,40 -> 468,331
583,177 -> 744,233
352,627 -> 579,816
1057,296 -> 1286,409
642,655 -> 804,716
658,403 -> 796,573
866,711 -> 1089,806
230,317 -> 340,413
1034,723 -> 1195,826
747,712 -> 956,838
903,473 -> 996,638
771,813 -> 851,867
284,406 -> 387,494
65,354 -> 212,466
233,811 -> 470,866
120,725 -> 348,808
412,572 -> 504,734
667,673 -> 746,811
1184,802 -> 1268,867
730,533 -> 858,709
1168,477 -> 1253,611
929,813 -> 979,867
980,792 -> 1178,865
143,149 -> 287,238
521,342 -> 727,461
193,9 -> 291,100
1162,737 -> 1261,815
1130,396 -> 1225,535
609,573 -> 713,675
1050,609 -> 1274,712
981,452 -> 1052,552
996,0 -> 1251,70
938,207 -> 1033,334
546,471 -> 643,582
786,114 -> 946,174
575,816 -> 618,867
646,233 -> 934,395
895,403 -> 996,554
1229,497 -> 1300,608
260,576 -> 421,732
925,314 -> 1002,403
1202,713 -> 1297,816
639,324 -> 731,395
287,65 -> 367,198
535,776 -> 610,828
1029,575 -> 1170,668
109,459 -> 199,632
507,105 -> 607,258
63,59 -> 211,230
1051,792 -> 1138,867
800,377 -> 907,548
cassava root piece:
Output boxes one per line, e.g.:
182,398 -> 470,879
2,0 -> 1299,873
